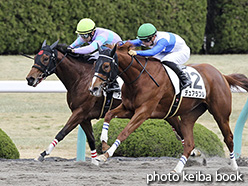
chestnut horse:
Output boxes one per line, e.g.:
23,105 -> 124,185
89,42 -> 248,173
26,40 -> 121,165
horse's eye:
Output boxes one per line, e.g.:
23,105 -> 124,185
102,62 -> 111,72
44,57 -> 49,62
104,65 -> 109,70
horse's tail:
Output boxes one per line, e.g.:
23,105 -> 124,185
224,73 -> 248,93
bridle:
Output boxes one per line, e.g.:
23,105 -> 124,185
95,53 -> 159,86
33,46 -> 68,78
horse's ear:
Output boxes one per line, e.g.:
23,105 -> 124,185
41,40 -> 47,48
97,43 -> 103,53
110,44 -> 117,57
50,40 -> 59,49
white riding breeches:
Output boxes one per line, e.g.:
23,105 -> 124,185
153,45 -> 190,65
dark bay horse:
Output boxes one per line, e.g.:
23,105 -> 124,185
26,40 -> 121,165
89,42 -> 248,173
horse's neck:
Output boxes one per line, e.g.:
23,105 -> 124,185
55,53 -> 93,91
118,53 -> 146,84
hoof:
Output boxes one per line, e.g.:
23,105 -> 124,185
230,158 -> 239,171
34,155 -> 45,162
190,148 -> 201,157
91,158 -> 99,166
96,154 -> 108,162
170,170 -> 179,174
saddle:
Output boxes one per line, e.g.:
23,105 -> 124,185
163,65 -> 206,118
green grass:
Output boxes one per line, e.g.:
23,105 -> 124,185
0,54 -> 247,158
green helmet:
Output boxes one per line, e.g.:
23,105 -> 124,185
75,18 -> 96,34
137,23 -> 157,39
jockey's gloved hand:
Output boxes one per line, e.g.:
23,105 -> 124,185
65,48 -> 73,53
128,50 -> 137,56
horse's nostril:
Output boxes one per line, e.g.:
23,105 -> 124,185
26,77 -> 35,86
93,87 -> 99,92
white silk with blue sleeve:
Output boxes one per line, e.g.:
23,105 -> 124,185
129,31 -> 190,65
70,27 -> 122,54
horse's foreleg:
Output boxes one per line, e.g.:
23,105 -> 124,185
36,108 -> 84,161
101,103 -> 132,152
98,105 -> 153,161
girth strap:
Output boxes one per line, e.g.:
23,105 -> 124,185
163,92 -> 182,119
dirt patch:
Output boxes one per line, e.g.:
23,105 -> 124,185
0,156 -> 247,186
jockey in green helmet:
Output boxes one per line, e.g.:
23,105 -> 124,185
136,23 -> 157,40
128,23 -> 192,90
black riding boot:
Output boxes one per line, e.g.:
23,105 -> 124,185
162,61 -> 192,90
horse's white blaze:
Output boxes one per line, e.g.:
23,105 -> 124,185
90,74 -> 98,89
89,73 -> 103,97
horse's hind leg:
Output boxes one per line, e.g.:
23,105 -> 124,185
208,99 -> 238,170
166,117 -> 201,157
173,104 -> 207,173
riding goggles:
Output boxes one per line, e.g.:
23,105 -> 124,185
80,33 -> 90,39
140,37 -> 152,43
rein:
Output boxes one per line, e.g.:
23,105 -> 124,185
133,56 -> 160,87
47,52 -> 68,76
95,51 -> 160,87
120,56 -> 147,85
20,53 -> 34,60
118,55 -> 159,87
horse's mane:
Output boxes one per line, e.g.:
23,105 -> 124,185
56,43 -> 68,54
117,42 -> 134,52
56,43 -> 94,64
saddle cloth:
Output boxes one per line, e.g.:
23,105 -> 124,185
163,65 -> 206,99
163,65 -> 206,118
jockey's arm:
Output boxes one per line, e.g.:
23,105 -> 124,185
136,38 -> 168,56
73,36 -> 106,54
69,35 -> 85,49
126,39 -> 143,47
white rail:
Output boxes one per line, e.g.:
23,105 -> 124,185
0,80 -> 66,93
